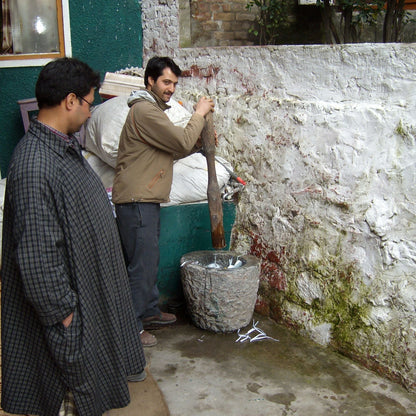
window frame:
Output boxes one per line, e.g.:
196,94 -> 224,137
0,0 -> 72,68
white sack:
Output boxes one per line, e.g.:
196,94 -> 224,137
165,98 -> 192,128
82,151 -> 115,189
85,95 -> 192,168
85,96 -> 130,168
164,153 -> 232,206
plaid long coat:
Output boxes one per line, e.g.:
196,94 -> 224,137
1,120 -> 146,416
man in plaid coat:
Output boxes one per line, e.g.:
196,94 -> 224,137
1,58 -> 146,416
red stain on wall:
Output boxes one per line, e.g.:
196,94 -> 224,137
263,263 -> 286,290
249,233 -> 302,331
250,232 -> 287,292
255,297 -> 270,316
181,65 -> 220,80
231,68 -> 254,95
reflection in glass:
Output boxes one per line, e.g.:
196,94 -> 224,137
8,0 -> 59,54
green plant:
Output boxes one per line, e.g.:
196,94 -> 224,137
246,0 -> 291,45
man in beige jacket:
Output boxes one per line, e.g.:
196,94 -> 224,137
112,56 -> 214,346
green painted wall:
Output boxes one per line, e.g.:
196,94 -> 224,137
159,202 -> 237,305
0,0 -> 142,177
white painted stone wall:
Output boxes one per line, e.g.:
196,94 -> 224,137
141,0 -> 416,392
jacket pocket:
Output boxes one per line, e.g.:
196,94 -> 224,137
147,170 -> 165,190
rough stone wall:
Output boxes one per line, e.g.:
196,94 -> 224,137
140,0 -> 416,392
141,0 -> 180,59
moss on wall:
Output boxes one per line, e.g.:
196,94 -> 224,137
302,255 -> 370,350
247,227 -> 372,352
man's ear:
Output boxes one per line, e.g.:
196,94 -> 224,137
147,76 -> 155,88
65,92 -> 78,110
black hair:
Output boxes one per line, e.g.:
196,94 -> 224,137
35,57 -> 101,109
144,56 -> 181,87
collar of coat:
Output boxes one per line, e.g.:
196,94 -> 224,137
29,119 -> 82,158
127,89 -> 171,111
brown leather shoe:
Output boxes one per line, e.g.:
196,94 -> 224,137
140,330 -> 157,347
143,312 -> 177,328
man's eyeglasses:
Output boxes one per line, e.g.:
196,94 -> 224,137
77,95 -> 94,111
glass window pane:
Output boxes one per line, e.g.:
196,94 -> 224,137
9,0 -> 59,54
1,0 -> 13,53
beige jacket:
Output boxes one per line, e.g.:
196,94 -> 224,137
112,91 -> 205,204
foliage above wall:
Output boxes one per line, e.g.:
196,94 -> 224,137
245,0 -> 415,44
318,0 -> 414,43
246,0 -> 292,44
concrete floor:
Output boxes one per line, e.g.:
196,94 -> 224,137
145,312 -> 416,416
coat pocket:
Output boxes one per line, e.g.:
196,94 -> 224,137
44,307 -> 87,385
147,169 -> 165,190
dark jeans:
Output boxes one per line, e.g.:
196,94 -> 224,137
115,202 -> 161,331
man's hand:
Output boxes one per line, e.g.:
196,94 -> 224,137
195,96 -> 215,117
62,312 -> 74,328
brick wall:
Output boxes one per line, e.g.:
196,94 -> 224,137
185,0 -> 256,47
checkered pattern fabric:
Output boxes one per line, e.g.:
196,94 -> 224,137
1,120 -> 145,415
59,391 -> 79,416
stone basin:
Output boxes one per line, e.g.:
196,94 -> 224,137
180,250 -> 261,333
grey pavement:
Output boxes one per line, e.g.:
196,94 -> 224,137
145,313 -> 416,416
